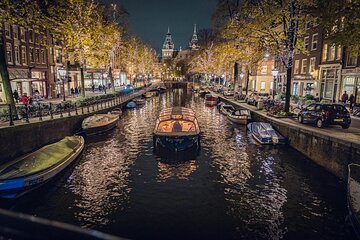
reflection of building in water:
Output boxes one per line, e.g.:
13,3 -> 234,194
157,160 -> 197,181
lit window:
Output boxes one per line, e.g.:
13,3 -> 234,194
329,45 -> 336,61
260,82 -> 266,90
14,46 -> 20,64
336,45 -> 342,60
6,43 -> 12,63
35,49 -> 40,62
304,36 -> 309,50
322,44 -> 328,61
309,57 -> 316,72
20,27 -> 25,41
301,59 -> 308,74
13,25 -> 18,39
29,47 -> 35,63
311,33 -> 318,50
294,60 -> 300,74
21,46 -> 27,65
261,65 -> 267,74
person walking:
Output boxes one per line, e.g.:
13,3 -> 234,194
341,91 -> 349,104
349,93 -> 355,112
13,89 -> 19,103
103,85 -> 107,94
99,85 -> 102,92
92,84 -> 95,92
70,88 -> 75,98
19,93 -> 30,105
74,87 -> 79,97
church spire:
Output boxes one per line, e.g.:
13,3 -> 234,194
162,27 -> 175,58
189,24 -> 199,50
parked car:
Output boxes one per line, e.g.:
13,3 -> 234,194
246,92 -> 270,106
297,103 -> 351,129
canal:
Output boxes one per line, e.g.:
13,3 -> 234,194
1,88 -> 353,239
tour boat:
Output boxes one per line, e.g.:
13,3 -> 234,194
0,136 -> 84,198
82,114 -> 119,135
126,101 -> 136,109
205,94 -> 218,106
219,104 -> 235,115
227,109 -> 251,125
247,122 -> 286,144
348,163 -> 360,239
153,107 -> 200,152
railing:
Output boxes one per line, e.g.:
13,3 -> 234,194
0,208 -> 125,240
0,87 -> 149,127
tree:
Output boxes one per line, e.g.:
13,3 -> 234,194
0,0 -> 48,117
224,0 -> 316,112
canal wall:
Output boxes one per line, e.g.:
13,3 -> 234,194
219,96 -> 360,180
0,105 -> 124,164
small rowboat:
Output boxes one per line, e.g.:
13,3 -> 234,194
82,114 -> 119,136
219,104 -> 235,115
0,136 -> 84,198
227,109 -> 251,125
133,98 -> 145,106
205,94 -> 218,106
347,164 -> 360,239
247,122 -> 286,144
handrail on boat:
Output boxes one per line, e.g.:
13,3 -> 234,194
0,208 -> 127,240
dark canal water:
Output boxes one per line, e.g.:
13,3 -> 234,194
1,88 -> 354,239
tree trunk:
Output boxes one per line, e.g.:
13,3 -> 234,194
233,62 -> 238,92
109,66 -> 115,92
80,67 -> 85,98
284,65 -> 292,113
245,68 -> 250,96
0,38 -> 17,117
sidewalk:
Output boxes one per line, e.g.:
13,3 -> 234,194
0,88 -> 147,129
217,94 -> 360,145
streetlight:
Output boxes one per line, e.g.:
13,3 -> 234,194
239,72 -> 245,96
271,67 -> 279,100
58,68 -> 67,101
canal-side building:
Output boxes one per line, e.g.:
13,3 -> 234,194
0,23 -> 57,103
341,51 -> 360,104
318,41 -> 343,102
162,27 -> 175,59
249,56 -> 276,94
292,21 -> 324,97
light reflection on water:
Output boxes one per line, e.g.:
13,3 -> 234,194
1,88 -> 352,240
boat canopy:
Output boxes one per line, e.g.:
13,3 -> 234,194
156,107 -> 198,133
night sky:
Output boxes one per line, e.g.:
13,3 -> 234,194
101,0 -> 217,54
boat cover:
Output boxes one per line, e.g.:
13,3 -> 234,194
0,136 -> 83,180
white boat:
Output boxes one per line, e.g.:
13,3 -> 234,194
219,104 -> 235,115
227,109 -> 251,125
247,122 -> 287,144
0,136 -> 84,198
82,114 -> 119,135
133,98 -> 146,106
348,163 -> 360,239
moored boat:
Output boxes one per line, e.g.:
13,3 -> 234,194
157,86 -> 167,93
82,114 -> 119,136
0,136 -> 84,198
219,104 -> 235,115
247,122 -> 286,144
199,89 -> 210,97
126,101 -> 136,109
144,91 -> 156,98
348,163 -> 360,239
110,108 -> 122,116
153,107 -> 200,152
205,94 -> 218,106
133,98 -> 146,106
227,109 -> 251,125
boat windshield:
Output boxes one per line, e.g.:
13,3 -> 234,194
157,120 -> 197,133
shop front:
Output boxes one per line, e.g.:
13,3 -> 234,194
292,75 -> 316,97
342,67 -> 360,104
319,64 -> 342,102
